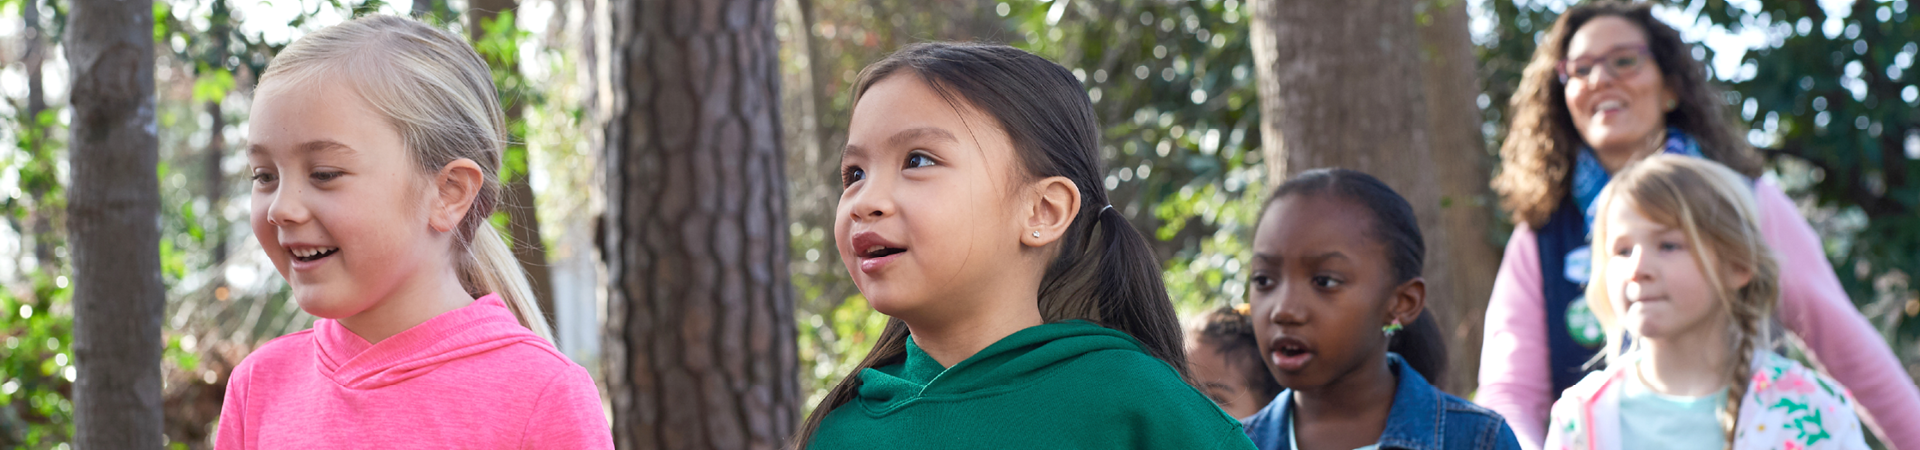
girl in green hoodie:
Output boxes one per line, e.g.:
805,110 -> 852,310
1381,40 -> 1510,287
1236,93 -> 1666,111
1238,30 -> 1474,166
795,42 -> 1256,450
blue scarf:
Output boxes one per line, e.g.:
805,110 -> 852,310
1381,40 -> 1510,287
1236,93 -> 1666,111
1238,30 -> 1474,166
1570,127 -> 1703,228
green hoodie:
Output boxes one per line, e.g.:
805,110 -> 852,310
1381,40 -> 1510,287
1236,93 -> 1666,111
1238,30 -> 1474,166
810,320 -> 1257,449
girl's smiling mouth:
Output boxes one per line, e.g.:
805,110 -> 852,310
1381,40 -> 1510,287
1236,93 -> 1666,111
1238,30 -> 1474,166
285,244 -> 340,270
850,231 -> 908,274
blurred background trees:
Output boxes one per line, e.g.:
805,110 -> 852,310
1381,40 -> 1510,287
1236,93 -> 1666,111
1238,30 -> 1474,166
0,0 -> 1913,448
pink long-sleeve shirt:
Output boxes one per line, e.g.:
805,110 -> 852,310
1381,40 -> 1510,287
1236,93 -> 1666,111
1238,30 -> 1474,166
216,294 -> 613,449
1476,180 -> 1920,450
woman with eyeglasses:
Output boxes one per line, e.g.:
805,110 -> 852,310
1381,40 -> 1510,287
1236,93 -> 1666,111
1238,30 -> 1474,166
1474,3 -> 1920,449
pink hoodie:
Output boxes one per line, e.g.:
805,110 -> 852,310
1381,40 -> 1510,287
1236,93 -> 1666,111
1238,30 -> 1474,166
1476,180 -> 1920,450
216,294 -> 612,449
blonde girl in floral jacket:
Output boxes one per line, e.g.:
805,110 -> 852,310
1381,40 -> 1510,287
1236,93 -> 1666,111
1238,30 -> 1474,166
1543,155 -> 1867,450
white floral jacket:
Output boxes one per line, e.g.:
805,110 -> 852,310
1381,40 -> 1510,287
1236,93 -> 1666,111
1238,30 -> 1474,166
1544,351 -> 1868,450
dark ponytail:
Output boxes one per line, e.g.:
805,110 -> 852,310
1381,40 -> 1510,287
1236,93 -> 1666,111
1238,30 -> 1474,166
1262,168 -> 1448,387
793,42 -> 1184,447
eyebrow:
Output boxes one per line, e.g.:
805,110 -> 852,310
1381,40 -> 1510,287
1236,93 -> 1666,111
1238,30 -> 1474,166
842,127 -> 961,159
247,139 -> 359,156
1250,251 -> 1347,265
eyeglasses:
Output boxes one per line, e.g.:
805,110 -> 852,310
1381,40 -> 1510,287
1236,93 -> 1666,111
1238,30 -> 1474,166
1557,46 -> 1653,84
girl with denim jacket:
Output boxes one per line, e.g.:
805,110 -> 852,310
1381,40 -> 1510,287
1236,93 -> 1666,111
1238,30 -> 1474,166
1241,169 -> 1521,450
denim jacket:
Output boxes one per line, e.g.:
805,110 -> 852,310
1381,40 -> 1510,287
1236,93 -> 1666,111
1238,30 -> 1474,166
1244,353 -> 1522,450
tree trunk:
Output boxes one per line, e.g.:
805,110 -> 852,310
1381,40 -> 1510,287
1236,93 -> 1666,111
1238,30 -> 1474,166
1415,0 -> 1501,395
601,0 -> 798,448
67,0 -> 165,447
469,0 -> 559,334
206,0 -> 232,268
23,0 -> 55,267
1250,0 -> 1463,390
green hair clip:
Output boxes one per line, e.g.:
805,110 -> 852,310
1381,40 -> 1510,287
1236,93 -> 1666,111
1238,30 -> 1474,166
1382,320 -> 1404,338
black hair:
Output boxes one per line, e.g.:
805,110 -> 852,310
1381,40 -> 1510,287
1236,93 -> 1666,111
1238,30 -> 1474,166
794,42 -> 1186,446
1195,306 -> 1285,404
1260,168 -> 1449,386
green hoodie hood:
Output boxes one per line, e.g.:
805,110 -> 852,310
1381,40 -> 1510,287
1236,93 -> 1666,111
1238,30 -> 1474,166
812,320 -> 1256,450
855,320 -> 1144,410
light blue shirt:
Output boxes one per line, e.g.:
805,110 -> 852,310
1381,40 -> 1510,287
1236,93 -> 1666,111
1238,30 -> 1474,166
1619,366 -> 1728,450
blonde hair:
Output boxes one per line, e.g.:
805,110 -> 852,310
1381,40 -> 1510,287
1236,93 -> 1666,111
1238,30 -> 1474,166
1586,155 -> 1779,448
259,15 -> 553,342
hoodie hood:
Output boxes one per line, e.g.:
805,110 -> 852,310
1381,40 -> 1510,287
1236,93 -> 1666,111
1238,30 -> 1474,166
313,294 -> 544,389
855,320 -> 1153,410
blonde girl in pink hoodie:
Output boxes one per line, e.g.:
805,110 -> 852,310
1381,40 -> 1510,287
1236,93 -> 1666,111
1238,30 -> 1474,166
217,15 -> 611,448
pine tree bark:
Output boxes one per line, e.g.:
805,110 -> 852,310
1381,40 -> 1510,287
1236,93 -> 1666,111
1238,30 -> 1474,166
1415,0 -> 1502,395
470,0 -> 559,333
1249,0 -> 1460,388
601,0 -> 799,448
67,0 -> 165,447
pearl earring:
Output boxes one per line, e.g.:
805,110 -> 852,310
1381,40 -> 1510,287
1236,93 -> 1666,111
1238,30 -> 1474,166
1032,231 -> 1041,238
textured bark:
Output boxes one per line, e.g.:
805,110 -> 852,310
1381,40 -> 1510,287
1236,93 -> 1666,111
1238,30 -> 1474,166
470,0 -> 559,332
1250,0 -> 1461,390
1415,0 -> 1502,395
67,0 -> 166,447
601,0 -> 799,448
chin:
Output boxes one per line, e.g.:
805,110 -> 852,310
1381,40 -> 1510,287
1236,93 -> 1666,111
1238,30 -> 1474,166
292,286 -> 369,320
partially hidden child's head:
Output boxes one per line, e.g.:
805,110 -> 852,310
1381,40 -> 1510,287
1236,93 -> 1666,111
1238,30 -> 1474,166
1248,169 -> 1448,391
1587,154 -> 1777,362
803,42 -> 1184,443
247,15 -> 551,341
1188,305 -> 1284,418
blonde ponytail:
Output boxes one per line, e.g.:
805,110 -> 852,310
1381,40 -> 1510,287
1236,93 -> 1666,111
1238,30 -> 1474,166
462,224 -> 554,342
262,15 -> 553,342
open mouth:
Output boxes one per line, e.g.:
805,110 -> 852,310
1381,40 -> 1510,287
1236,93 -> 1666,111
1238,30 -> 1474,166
862,245 -> 905,258
849,232 -> 907,274
1593,99 -> 1626,116
1276,341 -> 1308,357
290,247 -> 339,262
1269,336 -> 1315,371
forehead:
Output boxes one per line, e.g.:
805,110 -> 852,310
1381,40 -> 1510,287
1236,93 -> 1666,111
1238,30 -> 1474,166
247,77 -> 400,159
1567,16 -> 1649,57
1253,194 -> 1382,260
1602,196 -> 1671,235
847,75 -> 1010,150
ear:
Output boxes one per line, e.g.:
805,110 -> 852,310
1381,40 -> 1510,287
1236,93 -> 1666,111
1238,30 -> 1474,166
1661,84 -> 1679,112
1723,261 -> 1755,292
1021,176 -> 1081,247
429,158 -> 485,233
1385,277 -> 1427,328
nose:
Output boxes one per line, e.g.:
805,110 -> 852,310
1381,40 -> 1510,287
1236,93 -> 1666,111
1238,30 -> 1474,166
841,178 -> 896,222
266,183 -> 311,227
1266,287 -> 1308,327
1625,245 -> 1655,283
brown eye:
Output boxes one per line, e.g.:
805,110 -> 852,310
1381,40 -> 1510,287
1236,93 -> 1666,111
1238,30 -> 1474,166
1250,274 -> 1276,290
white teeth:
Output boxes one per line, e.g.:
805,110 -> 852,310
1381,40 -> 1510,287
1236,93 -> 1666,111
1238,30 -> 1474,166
289,247 -> 337,258
866,245 -> 885,255
1596,99 -> 1624,112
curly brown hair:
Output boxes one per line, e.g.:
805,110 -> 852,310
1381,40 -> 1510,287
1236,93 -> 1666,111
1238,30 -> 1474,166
1492,1 -> 1761,227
